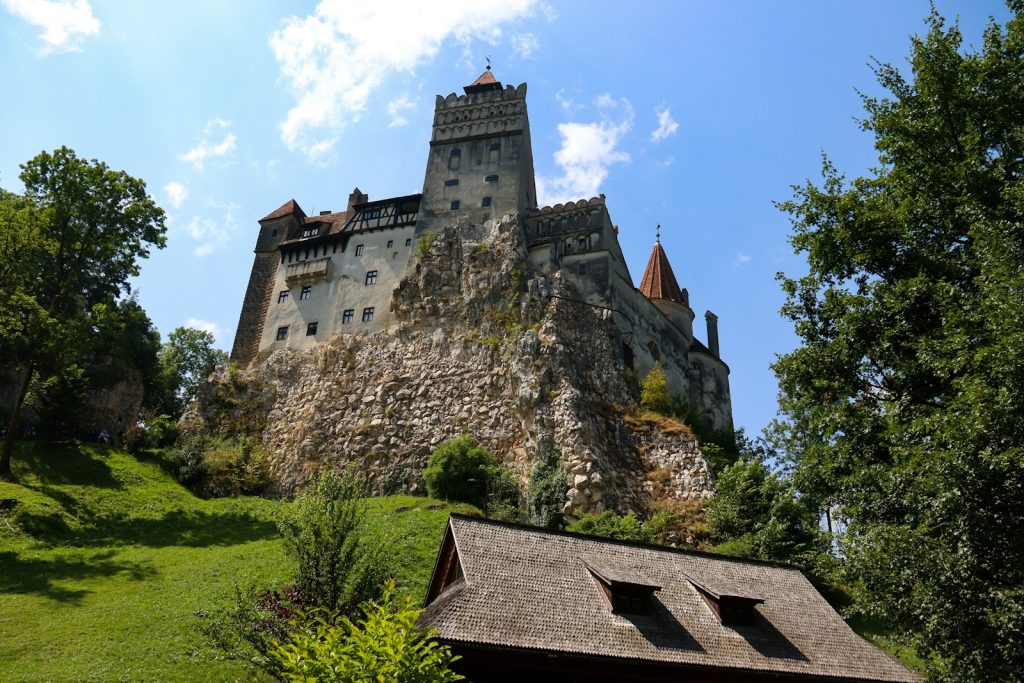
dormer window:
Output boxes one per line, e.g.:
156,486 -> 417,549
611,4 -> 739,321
584,560 -> 661,616
302,227 -> 319,238
685,575 -> 764,627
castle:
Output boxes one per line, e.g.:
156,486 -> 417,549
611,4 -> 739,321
230,68 -> 732,431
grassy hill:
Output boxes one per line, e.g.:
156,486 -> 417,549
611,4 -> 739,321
0,442 -> 473,682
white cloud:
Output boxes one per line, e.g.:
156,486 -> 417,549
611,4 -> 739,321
554,88 -> 583,113
185,317 -> 221,342
656,155 -> 675,168
537,94 -> 634,206
511,32 -> 539,59
735,253 -> 752,267
181,200 -> 240,257
651,104 -> 679,143
2,0 -> 99,55
180,119 -> 237,170
164,181 -> 188,209
268,0 -> 539,160
386,94 -> 415,128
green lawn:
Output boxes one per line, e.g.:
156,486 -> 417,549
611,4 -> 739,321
0,442 -> 472,682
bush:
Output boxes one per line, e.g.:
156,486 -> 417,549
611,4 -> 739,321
271,581 -> 462,683
166,433 -> 269,497
527,448 -> 567,529
121,423 -> 151,454
141,412 -> 179,447
567,511 -> 660,544
639,362 -> 670,413
423,435 -> 517,513
278,470 -> 392,617
416,231 -> 434,258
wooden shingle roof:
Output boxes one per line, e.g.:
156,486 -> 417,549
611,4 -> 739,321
639,240 -> 685,304
420,516 -> 921,682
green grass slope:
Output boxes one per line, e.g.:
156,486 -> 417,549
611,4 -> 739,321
0,442 -> 472,682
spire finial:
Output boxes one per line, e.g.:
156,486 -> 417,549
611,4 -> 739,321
656,223 -> 661,243
486,55 -> 492,71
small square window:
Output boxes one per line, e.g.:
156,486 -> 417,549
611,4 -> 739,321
342,309 -> 354,324
355,244 -> 364,256
300,285 -> 312,300
485,174 -> 499,183
405,238 -> 412,247
450,148 -> 461,157
362,307 -> 375,322
489,142 -> 501,151
277,290 -> 289,304
302,227 -> 318,238
276,326 -> 288,341
387,239 -> 394,249
444,178 -> 459,187
306,322 -> 318,336
578,262 -> 588,275
450,200 -> 461,210
481,197 -> 492,207
365,270 -> 378,286
578,236 -> 588,250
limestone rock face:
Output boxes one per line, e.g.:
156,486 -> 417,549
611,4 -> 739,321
184,214 -> 714,515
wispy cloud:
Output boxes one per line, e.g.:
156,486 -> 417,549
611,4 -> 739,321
651,104 -> 679,142
185,317 -> 221,342
164,181 -> 188,209
555,88 -> 583,113
656,155 -> 675,168
1,0 -> 100,55
735,253 -> 752,267
511,32 -> 539,59
537,94 -> 634,206
386,94 -> 415,129
180,119 -> 237,171
181,200 -> 240,257
268,0 -> 539,160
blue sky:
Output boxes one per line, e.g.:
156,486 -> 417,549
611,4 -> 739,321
0,0 -> 1011,439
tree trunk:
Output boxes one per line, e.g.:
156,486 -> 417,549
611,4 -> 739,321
0,363 -> 33,478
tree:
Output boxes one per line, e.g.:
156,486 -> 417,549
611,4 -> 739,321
772,7 -> 1024,680
153,326 -> 229,417
0,147 -> 165,475
423,435 -> 515,512
639,362 -> 670,413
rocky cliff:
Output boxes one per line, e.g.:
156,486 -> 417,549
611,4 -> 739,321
185,215 -> 714,516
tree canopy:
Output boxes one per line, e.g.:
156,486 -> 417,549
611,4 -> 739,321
1,147 -> 166,474
772,6 -> 1024,680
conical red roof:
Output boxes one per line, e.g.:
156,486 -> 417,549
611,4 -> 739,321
464,68 -> 502,94
639,240 -> 685,304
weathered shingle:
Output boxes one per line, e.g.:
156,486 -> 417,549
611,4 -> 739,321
421,515 -> 921,682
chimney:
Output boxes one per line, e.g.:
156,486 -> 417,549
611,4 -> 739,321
347,187 -> 368,211
705,311 -> 720,359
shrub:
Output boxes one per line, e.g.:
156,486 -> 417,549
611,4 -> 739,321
271,581 -> 462,683
278,470 -> 392,617
639,362 -> 670,413
527,448 -> 567,529
566,511 -> 659,544
423,435 -> 517,512
166,433 -> 269,497
142,412 -> 179,447
416,231 -> 434,258
121,423 -> 151,454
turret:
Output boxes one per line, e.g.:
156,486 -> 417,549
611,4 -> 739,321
415,67 -> 537,236
638,233 -> 694,343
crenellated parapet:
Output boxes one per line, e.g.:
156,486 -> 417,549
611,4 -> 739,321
431,84 -> 529,144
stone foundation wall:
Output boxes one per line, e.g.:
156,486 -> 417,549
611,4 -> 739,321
187,214 -> 714,515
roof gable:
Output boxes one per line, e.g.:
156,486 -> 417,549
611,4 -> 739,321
259,198 -> 306,222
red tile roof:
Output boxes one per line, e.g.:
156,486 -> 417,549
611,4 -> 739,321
468,69 -> 498,87
639,240 -> 685,304
279,210 -> 350,246
464,68 -> 502,94
259,198 -> 305,222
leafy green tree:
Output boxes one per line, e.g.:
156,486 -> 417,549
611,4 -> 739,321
153,326 -> 228,417
0,147 -> 166,474
278,470 -> 392,617
706,461 -> 825,569
772,7 -> 1024,680
271,581 -> 462,683
423,435 -> 515,512
639,362 -> 670,413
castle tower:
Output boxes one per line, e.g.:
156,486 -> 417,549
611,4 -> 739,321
638,234 -> 695,343
415,67 -> 537,236
230,199 -> 305,364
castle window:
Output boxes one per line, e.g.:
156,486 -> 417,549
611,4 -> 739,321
444,179 -> 459,187
355,244 -> 364,256
578,236 -> 588,251
300,285 -> 312,300
450,200 -> 461,210
485,174 -> 499,183
362,307 -> 375,322
277,290 -> 289,304
481,197 -> 492,207
405,238 -> 412,247
622,343 -> 634,370
342,309 -> 354,324
365,271 -> 378,286
449,148 -> 461,170
276,326 -> 288,341
488,142 -> 501,163
306,322 -> 318,336
387,239 -> 394,249
578,262 -> 588,275
302,227 -> 318,238
489,142 -> 501,151
364,208 -> 381,219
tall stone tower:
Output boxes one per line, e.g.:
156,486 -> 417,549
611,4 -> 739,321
415,67 -> 537,237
